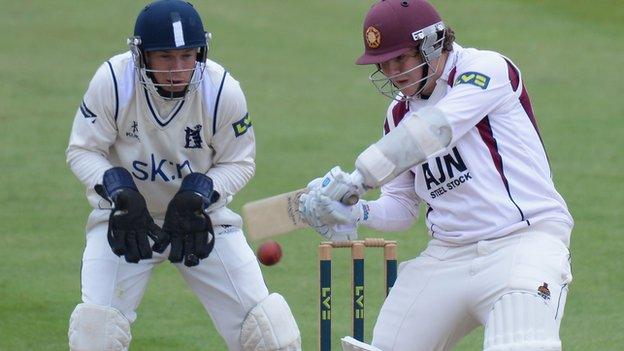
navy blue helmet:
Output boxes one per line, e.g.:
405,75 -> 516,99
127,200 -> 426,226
128,0 -> 211,99
134,0 -> 207,54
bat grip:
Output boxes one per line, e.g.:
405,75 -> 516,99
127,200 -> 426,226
339,170 -> 365,205
341,193 -> 360,206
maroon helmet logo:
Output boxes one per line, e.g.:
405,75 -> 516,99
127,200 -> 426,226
365,26 -> 381,49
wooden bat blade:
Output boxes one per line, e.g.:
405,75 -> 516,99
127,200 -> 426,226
242,188 -> 309,240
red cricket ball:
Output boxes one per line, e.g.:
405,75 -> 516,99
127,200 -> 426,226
257,240 -> 282,266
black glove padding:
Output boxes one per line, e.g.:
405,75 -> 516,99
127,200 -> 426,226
105,188 -> 169,263
162,191 -> 215,267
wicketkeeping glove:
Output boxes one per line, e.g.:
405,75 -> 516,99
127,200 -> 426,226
162,173 -> 218,267
95,167 -> 168,263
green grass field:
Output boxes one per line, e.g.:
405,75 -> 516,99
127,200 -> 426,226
1,0 -> 623,349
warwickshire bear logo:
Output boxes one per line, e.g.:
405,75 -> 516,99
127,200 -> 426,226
537,282 -> 551,300
184,124 -> 203,148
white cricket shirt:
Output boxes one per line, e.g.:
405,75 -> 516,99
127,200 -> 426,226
366,43 -> 573,245
67,52 -> 254,228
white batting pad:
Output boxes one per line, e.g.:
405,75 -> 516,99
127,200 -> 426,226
68,303 -> 131,351
240,293 -> 301,351
484,292 -> 561,351
341,336 -> 383,351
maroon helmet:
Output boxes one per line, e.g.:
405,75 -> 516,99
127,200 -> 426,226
356,0 -> 446,100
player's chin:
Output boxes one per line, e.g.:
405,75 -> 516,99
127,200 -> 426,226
398,86 -> 418,97
393,80 -> 416,96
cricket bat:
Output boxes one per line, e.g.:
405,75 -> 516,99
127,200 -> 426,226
242,188 -> 309,240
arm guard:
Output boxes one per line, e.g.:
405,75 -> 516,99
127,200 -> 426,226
355,106 -> 452,188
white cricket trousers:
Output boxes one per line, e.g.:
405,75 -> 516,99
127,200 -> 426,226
371,220 -> 572,351
79,220 -> 269,350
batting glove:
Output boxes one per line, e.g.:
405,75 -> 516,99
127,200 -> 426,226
318,166 -> 367,205
299,189 -> 366,242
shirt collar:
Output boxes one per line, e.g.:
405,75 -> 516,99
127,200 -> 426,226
439,42 -> 462,84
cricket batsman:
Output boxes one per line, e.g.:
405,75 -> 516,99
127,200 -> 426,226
65,1 -> 301,350
299,0 -> 573,350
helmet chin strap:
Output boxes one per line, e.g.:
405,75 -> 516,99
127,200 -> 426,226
410,54 -> 443,100
400,49 -> 432,100
414,63 -> 430,99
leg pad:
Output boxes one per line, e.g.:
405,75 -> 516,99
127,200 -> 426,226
484,292 -> 561,351
341,336 -> 383,351
240,293 -> 301,351
68,303 -> 131,351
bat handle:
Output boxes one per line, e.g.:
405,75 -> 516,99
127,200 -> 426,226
341,193 -> 360,206
339,170 -> 365,205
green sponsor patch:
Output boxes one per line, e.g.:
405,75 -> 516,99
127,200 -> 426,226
455,71 -> 490,89
232,113 -> 252,137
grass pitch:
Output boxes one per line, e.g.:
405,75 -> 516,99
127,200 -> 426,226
0,0 -> 622,350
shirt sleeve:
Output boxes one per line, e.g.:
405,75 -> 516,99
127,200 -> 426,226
435,51 -> 518,144
206,73 -> 255,198
66,62 -> 118,191
362,170 -> 421,232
